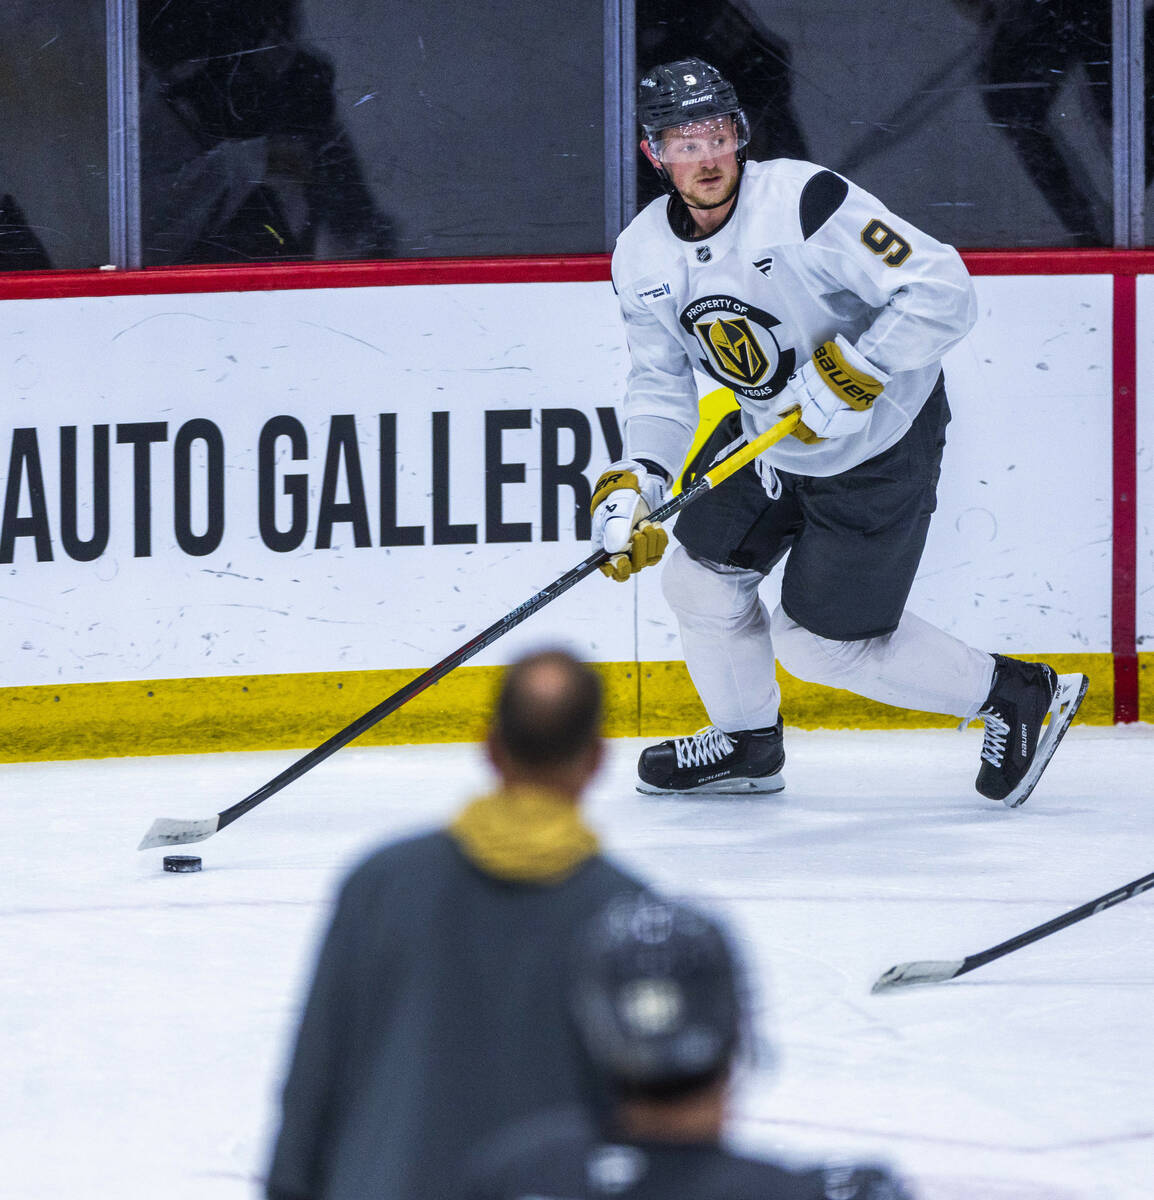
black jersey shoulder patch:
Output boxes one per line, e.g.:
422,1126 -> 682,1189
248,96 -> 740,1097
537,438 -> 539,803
800,170 -> 849,239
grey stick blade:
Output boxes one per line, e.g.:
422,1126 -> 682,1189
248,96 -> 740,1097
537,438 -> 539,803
871,959 -> 967,993
137,816 -> 221,850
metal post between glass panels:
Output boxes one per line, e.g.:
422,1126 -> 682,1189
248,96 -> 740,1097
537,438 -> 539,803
106,0 -> 140,269
1113,0 -> 1146,248
604,0 -> 637,247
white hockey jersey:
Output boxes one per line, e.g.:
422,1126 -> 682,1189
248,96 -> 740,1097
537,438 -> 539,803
611,158 -> 978,479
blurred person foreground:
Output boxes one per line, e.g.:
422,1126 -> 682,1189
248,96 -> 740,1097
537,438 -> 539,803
263,648 -> 649,1200
466,893 -> 913,1199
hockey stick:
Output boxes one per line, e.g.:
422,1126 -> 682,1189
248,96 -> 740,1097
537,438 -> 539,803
137,409 -> 802,850
871,869 -> 1154,992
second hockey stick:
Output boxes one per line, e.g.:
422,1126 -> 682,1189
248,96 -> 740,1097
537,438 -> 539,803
871,869 -> 1154,992
137,409 -> 801,850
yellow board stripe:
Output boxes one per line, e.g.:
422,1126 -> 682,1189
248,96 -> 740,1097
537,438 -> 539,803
0,651 -> 1123,764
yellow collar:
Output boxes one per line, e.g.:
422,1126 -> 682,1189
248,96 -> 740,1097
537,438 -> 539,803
449,785 -> 599,883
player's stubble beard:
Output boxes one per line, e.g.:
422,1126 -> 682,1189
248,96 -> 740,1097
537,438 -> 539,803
677,159 -> 740,217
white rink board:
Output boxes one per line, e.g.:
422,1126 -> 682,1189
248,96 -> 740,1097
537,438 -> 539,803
640,274 -> 1114,661
2,282 -> 633,686
3,274 -> 1114,688
915,273 -> 1112,651
1136,276 -> 1154,650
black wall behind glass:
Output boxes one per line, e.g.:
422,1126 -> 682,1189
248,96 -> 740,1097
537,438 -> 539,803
636,0 -> 1120,249
0,1 -> 108,270
138,0 -> 607,265
3,1 -> 1152,272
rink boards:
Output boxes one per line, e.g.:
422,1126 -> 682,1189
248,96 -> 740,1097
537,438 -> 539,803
1,261 -> 1149,759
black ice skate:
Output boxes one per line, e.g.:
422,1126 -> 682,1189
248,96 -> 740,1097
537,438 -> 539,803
974,654 -> 1088,808
637,720 -> 785,795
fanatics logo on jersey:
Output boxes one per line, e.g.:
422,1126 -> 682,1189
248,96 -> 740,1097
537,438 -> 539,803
696,245 -> 712,263
680,294 -> 797,398
753,255 -> 773,275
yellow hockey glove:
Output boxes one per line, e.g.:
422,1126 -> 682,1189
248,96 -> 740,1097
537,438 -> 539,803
590,460 -> 670,582
774,333 -> 891,442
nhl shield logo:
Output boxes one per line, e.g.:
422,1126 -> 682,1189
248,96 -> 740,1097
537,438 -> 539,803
696,245 -> 712,263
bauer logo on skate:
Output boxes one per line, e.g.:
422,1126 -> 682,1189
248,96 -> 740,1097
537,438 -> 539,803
0,406 -> 623,563
680,294 -> 796,399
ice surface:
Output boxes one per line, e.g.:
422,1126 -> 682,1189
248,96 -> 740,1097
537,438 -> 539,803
2,724 -> 1152,1199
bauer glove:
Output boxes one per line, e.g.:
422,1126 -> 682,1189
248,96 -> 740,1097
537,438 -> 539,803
775,333 -> 891,443
590,459 -> 669,582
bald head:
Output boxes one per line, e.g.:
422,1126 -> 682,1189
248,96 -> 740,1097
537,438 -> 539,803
492,650 -> 603,771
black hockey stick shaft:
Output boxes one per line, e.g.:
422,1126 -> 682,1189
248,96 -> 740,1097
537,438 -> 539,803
954,869 -> 1154,977
217,549 -> 608,829
873,867 -> 1154,990
147,410 -> 800,842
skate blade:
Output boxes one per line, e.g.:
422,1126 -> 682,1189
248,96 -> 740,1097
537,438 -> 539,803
1003,672 -> 1088,808
637,771 -> 785,796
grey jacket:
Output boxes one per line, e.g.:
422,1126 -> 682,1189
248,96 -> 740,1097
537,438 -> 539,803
265,828 -> 645,1200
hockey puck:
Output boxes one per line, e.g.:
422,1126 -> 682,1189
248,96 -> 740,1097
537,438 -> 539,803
163,855 -> 202,873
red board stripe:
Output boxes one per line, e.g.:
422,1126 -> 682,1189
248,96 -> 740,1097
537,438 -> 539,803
7,247 -> 1154,301
0,254 -> 614,300
962,249 -> 1154,276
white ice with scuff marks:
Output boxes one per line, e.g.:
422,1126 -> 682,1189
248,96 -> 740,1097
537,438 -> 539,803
2,725 -> 1152,1199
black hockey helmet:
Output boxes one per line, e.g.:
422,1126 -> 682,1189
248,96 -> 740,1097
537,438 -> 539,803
572,894 -> 745,1091
636,58 -> 750,194
637,58 -> 745,136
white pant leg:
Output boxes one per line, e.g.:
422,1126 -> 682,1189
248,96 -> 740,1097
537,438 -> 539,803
661,546 -> 781,731
771,606 -> 995,719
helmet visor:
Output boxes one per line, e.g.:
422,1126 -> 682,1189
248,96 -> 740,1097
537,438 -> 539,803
646,112 -> 750,164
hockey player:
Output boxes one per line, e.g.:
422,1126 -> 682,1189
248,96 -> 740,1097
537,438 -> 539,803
590,58 -> 1087,807
465,894 -> 913,1199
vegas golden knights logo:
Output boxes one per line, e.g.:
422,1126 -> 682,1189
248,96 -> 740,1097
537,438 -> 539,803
680,295 -> 796,399
697,315 -> 768,386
